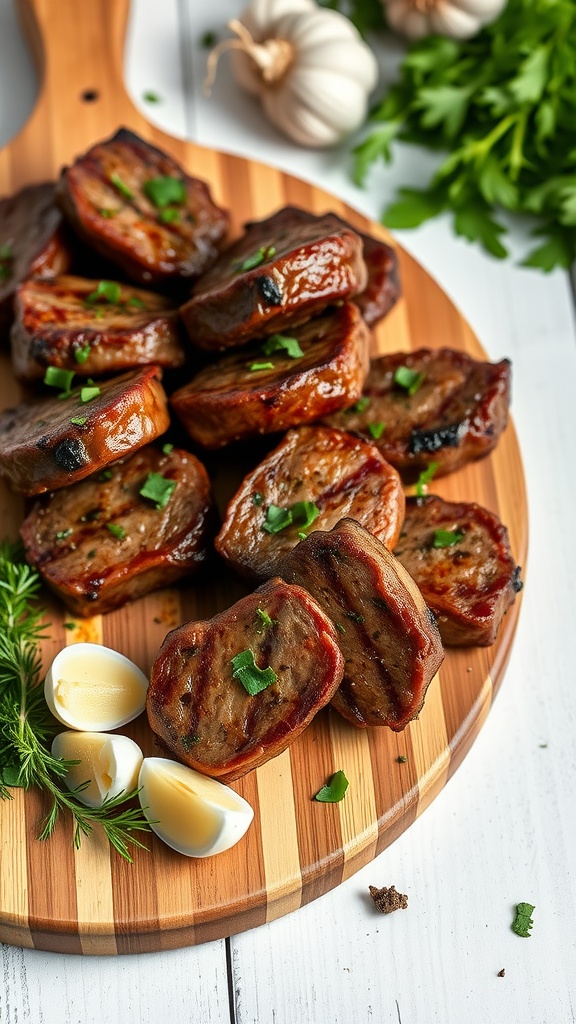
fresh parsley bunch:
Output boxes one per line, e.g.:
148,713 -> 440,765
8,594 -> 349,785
353,0 -> 576,270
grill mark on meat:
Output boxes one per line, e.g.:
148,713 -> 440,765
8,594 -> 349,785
257,276 -> 283,306
321,453 -> 387,502
409,422 -> 463,454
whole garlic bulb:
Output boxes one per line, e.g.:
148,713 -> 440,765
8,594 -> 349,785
207,0 -> 379,148
383,0 -> 507,40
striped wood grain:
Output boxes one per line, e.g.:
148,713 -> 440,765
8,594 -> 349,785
0,0 -> 527,954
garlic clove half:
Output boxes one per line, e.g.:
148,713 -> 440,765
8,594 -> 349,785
44,642 -> 148,731
138,757 -> 254,858
51,731 -> 143,808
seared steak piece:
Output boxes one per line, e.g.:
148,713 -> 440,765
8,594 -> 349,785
56,128 -> 229,287
279,518 -> 444,731
323,348 -> 511,478
147,577 -> 344,781
395,495 -> 522,646
216,426 -> 405,582
20,445 -> 215,616
11,275 -> 186,382
356,229 -> 401,327
171,302 -> 370,448
180,206 -> 367,350
0,183 -> 73,333
0,365 -> 169,495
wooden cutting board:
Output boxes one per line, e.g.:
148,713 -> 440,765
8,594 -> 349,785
0,0 -> 527,955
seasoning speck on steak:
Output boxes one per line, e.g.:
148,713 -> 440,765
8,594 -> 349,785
11,275 -> 186,382
20,445 -> 216,616
394,495 -> 522,646
56,128 -> 229,286
323,348 -> 511,478
171,303 -> 370,448
216,425 -> 405,582
0,365 -> 169,495
146,577 -> 345,781
279,518 -> 444,730
180,206 -> 367,350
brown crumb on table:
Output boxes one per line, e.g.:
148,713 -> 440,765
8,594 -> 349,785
369,885 -> 408,914
497,968 -> 506,977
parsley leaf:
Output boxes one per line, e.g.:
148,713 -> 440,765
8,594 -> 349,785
367,421 -> 386,440
262,501 -> 320,535
143,176 -> 186,209
106,523 -> 126,540
86,280 -> 121,305
314,770 -> 349,803
74,344 -> 91,364
139,472 -> 177,510
110,172 -> 135,201
231,649 -> 278,696
433,529 -> 464,548
394,366 -> 425,396
235,246 -> 276,272
511,902 -> 535,937
415,461 -> 439,497
44,366 -> 75,396
261,334 -> 304,359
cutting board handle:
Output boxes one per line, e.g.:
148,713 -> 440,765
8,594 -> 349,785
10,0 -> 145,182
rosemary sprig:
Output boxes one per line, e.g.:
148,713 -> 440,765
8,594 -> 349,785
0,541 -> 152,862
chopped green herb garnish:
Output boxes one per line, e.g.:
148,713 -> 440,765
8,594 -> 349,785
256,607 -> 278,628
346,611 -> 365,624
415,461 -> 439,497
335,622 -> 346,634
44,366 -> 75,396
144,176 -> 186,209
262,501 -> 320,535
159,207 -> 180,224
200,30 -> 217,48
236,245 -> 276,272
99,208 -> 117,218
127,296 -> 147,310
106,523 -> 126,539
348,395 -> 370,414
97,469 -> 113,482
110,172 -> 135,200
249,362 -> 274,372
253,492 -> 263,506
70,416 -> 87,426
55,528 -> 73,540
261,334 -> 304,359
298,531 -> 308,541
74,344 -> 91,364
0,243 -> 12,281
86,280 -> 122,305
394,366 -> 425,396
143,91 -> 161,103
162,443 -> 174,455
314,770 -> 349,803
62,622 -> 76,631
367,421 -> 386,440
396,755 -> 408,763
139,472 -> 177,510
231,649 -> 278,696
512,902 -> 535,938
181,732 -> 200,751
80,386 -> 100,403
432,529 -> 465,548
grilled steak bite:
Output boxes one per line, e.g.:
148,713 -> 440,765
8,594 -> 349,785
56,128 -> 229,287
356,229 -> 401,327
323,348 -> 511,478
0,365 -> 169,495
11,275 -> 186,382
20,445 -> 215,616
147,577 -> 345,781
279,519 -> 444,731
180,206 -> 367,351
216,426 -> 405,583
0,182 -> 73,333
171,302 -> 370,448
395,495 -> 522,646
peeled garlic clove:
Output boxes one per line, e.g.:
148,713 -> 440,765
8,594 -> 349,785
44,643 -> 148,731
138,757 -> 254,858
51,731 -> 143,808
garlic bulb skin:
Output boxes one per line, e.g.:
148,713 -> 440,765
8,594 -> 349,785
227,0 -> 379,148
383,0 -> 506,40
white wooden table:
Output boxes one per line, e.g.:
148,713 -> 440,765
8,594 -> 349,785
1,2 -> 575,1022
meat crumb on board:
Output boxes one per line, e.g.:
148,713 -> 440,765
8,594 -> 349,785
369,885 -> 408,914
